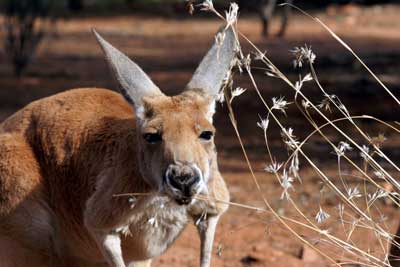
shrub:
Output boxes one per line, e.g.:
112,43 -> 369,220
0,0 -> 59,76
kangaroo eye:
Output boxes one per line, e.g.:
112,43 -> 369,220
199,131 -> 213,141
143,133 -> 162,144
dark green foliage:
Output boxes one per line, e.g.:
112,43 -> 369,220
124,0 -> 228,14
67,0 -> 84,11
1,0 -> 62,76
2,0 -> 53,17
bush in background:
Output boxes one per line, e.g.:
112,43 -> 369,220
0,0 -> 66,76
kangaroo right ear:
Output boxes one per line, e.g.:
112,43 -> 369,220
93,29 -> 163,110
186,26 -> 237,97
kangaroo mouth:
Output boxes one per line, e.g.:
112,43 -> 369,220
175,196 -> 192,205
165,187 -> 195,206
162,175 -> 197,206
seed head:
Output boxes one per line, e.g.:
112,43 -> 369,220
335,141 -> 352,157
257,117 -> 270,132
254,50 -> 267,61
360,145 -> 370,161
230,87 -> 246,103
315,207 -> 330,224
272,96 -> 291,115
347,186 -> 362,200
198,0 -> 214,12
264,161 -> 283,174
225,2 -> 239,29
290,45 -> 316,68
280,169 -> 294,200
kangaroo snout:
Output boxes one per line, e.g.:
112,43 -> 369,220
164,163 -> 202,205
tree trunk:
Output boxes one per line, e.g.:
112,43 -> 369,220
277,0 -> 292,37
259,0 -> 277,37
389,223 -> 400,267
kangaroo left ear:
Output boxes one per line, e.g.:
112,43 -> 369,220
185,26 -> 237,97
93,29 -> 164,112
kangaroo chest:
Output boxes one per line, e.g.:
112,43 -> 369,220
120,195 -> 190,261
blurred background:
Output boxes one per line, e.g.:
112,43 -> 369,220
0,1 -> 399,266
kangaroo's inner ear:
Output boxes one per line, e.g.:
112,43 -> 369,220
185,26 -> 237,97
93,29 -> 164,111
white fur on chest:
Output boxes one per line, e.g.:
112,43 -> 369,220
119,195 -> 190,260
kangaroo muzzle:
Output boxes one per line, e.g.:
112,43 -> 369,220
164,163 -> 202,205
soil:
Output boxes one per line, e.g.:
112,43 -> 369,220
1,4 -> 400,267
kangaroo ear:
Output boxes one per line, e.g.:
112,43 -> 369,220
93,29 -> 163,109
186,26 -> 237,96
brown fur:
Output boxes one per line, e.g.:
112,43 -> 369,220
0,88 -> 229,266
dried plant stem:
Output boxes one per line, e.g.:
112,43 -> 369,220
241,29 -> 400,193
309,62 -> 400,177
282,2 -> 400,106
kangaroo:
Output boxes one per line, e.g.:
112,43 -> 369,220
0,26 -> 236,267
259,0 -> 293,37
238,0 -> 293,37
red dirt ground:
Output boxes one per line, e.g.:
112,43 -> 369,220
1,4 -> 400,267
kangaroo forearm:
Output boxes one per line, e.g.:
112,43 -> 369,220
84,166 -> 142,230
84,193 -> 133,231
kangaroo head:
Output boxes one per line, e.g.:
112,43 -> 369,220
94,27 -> 236,205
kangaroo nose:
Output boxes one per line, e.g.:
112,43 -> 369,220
164,164 -> 201,204
165,164 -> 200,190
